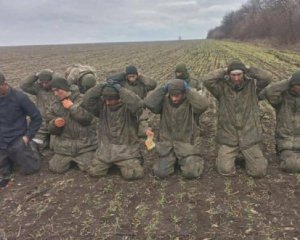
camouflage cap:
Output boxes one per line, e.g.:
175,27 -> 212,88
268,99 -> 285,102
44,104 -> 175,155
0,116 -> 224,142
290,69 -> 300,86
37,69 -> 53,81
81,73 -> 96,90
175,63 -> 188,73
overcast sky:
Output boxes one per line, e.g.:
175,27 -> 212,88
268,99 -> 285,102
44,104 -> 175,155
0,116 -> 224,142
0,0 -> 247,46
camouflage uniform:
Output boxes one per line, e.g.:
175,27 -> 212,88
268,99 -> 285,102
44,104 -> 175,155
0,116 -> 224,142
204,67 -> 271,177
65,64 -> 97,93
46,91 -> 97,173
265,79 -> 300,172
83,84 -> 144,180
175,63 -> 203,91
144,82 -> 209,178
20,71 -> 56,150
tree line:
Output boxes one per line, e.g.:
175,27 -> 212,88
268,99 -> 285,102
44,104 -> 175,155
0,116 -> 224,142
207,0 -> 300,45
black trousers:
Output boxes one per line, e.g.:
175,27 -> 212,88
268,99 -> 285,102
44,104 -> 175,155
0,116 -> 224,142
0,137 -> 40,176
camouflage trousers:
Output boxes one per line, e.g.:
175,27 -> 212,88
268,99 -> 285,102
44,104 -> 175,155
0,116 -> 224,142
216,144 -> 268,178
49,151 -> 95,173
88,157 -> 144,180
153,150 -> 204,179
279,150 -> 300,173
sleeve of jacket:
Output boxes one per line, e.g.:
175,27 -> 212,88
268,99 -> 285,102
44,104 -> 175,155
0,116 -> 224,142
265,79 -> 290,107
119,87 -> 144,114
203,69 -> 225,99
68,100 -> 94,126
20,74 -> 39,95
186,88 -> 209,115
139,75 -> 157,92
143,84 -> 165,114
82,84 -> 105,117
17,92 -> 42,139
247,67 -> 272,93
45,102 -> 64,136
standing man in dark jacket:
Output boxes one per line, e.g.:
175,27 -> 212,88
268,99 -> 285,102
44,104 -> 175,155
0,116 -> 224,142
144,79 -> 209,178
20,69 -> 56,153
203,60 -> 271,177
264,70 -> 300,172
0,72 -> 42,187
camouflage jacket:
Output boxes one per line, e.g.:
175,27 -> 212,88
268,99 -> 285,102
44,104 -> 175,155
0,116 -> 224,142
46,91 -> 97,156
83,85 -> 144,163
265,79 -> 300,151
144,85 -> 209,158
20,74 -> 56,119
203,67 -> 271,149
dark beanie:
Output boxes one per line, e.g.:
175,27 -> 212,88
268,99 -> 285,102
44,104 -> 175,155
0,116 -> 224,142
102,85 -> 119,99
290,69 -> 300,86
168,79 -> 185,95
0,72 -> 5,84
38,69 -> 53,81
126,65 -> 138,75
227,59 -> 247,74
50,76 -> 70,91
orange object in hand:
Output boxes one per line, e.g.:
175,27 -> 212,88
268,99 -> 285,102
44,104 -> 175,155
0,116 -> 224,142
145,129 -> 155,151
62,99 -> 73,109
54,118 -> 66,127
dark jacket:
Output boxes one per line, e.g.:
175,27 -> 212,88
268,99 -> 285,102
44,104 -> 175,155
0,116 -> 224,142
0,87 -> 42,149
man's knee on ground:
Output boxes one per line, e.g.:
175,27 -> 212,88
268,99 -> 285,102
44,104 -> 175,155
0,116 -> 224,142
87,167 -> 108,177
280,152 -> 300,173
49,158 -> 70,174
181,156 -> 204,179
216,160 -> 236,176
247,163 -> 267,178
121,165 -> 144,180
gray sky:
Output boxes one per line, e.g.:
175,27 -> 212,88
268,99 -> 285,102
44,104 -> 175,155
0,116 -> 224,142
0,0 -> 247,46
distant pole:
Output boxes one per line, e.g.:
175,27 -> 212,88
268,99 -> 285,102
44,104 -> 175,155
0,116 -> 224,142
178,36 -> 182,41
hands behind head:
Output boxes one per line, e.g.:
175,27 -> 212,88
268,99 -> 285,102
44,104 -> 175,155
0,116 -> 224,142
106,79 -> 121,91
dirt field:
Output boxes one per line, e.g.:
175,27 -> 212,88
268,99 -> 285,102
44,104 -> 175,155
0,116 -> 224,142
0,40 -> 300,240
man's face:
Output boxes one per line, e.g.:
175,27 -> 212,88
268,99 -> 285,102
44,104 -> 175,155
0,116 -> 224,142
127,74 -> 138,83
175,71 -> 183,78
292,85 -> 300,94
40,80 -> 51,90
229,71 -> 244,85
169,93 -> 184,105
0,82 -> 9,95
52,88 -> 70,100
104,98 -> 120,106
